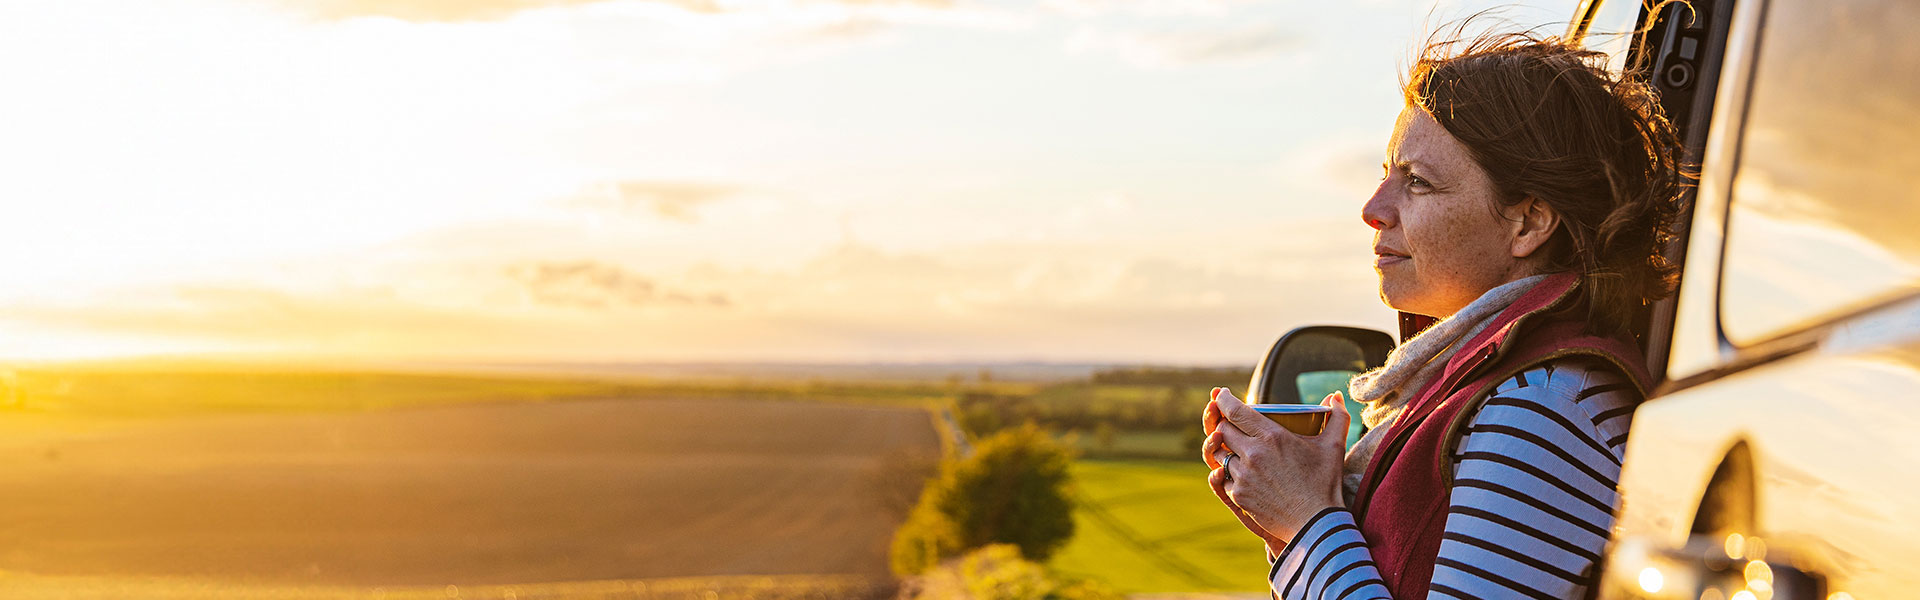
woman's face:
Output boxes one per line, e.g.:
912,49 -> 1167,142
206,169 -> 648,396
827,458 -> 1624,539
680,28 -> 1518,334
1361,107 -> 1529,318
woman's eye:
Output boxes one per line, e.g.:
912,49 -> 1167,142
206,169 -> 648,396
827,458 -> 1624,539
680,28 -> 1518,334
1407,175 -> 1431,190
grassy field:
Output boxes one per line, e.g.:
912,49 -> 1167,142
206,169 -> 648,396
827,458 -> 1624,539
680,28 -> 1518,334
1049,458 -> 1269,595
0,363 -> 1030,418
1064,429 -> 1191,460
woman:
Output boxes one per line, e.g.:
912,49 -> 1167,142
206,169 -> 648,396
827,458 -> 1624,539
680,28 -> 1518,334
1200,31 -> 1689,600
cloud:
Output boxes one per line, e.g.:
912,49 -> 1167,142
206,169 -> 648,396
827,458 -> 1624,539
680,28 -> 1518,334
269,0 -> 748,22
0,284 -> 532,353
567,180 -> 740,222
267,0 -> 689,22
1040,0 -> 1254,18
1065,23 -> 1302,68
0,213 -> 1391,363
508,260 -> 731,309
269,0 -> 969,22
667,219 -> 1391,361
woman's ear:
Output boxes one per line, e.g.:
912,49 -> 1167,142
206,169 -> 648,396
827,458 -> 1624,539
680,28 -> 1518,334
1508,196 -> 1560,259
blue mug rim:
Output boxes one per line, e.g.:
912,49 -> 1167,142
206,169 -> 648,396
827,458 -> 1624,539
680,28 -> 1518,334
1250,404 -> 1334,414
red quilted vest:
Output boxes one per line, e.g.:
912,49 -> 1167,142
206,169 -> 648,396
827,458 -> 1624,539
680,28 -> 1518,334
1350,272 -> 1653,598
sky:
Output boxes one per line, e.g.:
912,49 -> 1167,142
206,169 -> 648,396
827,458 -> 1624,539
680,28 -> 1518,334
0,0 -> 1640,364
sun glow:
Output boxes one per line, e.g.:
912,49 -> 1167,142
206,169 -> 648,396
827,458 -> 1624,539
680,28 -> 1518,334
0,0 -> 1510,363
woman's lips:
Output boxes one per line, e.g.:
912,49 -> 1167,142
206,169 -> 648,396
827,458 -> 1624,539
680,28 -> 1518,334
1374,254 -> 1409,268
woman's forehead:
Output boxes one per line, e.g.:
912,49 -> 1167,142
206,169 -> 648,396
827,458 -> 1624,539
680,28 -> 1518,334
1386,107 -> 1471,174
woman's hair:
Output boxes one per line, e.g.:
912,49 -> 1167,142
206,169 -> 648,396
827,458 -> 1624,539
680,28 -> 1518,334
1404,26 -> 1693,339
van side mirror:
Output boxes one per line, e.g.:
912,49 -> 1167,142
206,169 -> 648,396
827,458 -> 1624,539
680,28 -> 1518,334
1247,326 -> 1394,406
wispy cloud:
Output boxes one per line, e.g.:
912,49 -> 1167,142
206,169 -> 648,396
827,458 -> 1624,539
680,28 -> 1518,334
0,284 -> 524,352
566,180 -> 740,222
1064,23 -> 1302,68
269,0 -> 956,22
269,0 -> 1003,24
0,212 -> 1389,363
1040,0 -> 1256,18
266,0 -> 701,21
508,261 -> 731,309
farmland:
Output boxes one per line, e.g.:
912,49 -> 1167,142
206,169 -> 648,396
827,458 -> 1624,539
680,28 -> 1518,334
0,363 -> 1275,597
0,383 -> 939,596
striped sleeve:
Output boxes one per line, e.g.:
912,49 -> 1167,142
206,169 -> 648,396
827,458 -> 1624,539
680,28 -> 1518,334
1265,357 -> 1639,600
1268,507 -> 1391,600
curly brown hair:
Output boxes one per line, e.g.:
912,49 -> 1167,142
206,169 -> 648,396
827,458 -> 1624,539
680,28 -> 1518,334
1404,29 -> 1693,338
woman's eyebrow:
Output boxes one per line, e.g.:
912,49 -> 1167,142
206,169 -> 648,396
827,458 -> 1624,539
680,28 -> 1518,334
1385,159 -> 1438,176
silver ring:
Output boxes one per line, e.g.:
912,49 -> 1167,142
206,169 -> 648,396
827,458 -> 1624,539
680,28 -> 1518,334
1221,453 -> 1236,481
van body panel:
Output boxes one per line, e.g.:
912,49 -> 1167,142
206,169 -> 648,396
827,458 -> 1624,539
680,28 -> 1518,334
1603,0 -> 1920,596
1618,303 -> 1920,597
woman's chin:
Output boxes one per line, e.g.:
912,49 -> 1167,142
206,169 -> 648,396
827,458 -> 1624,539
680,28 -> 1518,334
1377,281 -> 1428,316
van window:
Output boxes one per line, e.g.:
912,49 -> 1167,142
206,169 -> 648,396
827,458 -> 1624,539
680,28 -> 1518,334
1717,0 -> 1920,346
1580,0 -> 1645,74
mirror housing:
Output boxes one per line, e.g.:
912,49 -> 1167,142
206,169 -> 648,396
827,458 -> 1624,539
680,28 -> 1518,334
1247,326 -> 1394,406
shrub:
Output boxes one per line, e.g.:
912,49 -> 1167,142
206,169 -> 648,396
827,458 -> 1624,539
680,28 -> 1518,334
890,424 -> 1077,575
901,544 -> 1124,600
892,499 -> 966,576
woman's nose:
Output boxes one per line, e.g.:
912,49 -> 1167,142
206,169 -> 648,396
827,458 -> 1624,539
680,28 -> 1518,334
1360,181 -> 1395,230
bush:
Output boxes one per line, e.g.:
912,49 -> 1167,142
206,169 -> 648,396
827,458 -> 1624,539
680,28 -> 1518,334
890,424 -> 1077,575
893,500 -> 966,576
901,544 -> 1124,600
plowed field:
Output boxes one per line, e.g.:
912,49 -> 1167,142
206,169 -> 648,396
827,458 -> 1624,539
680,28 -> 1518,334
0,398 -> 939,588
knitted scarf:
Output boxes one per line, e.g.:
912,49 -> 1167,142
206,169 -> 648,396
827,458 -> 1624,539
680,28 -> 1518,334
1339,274 -> 1551,503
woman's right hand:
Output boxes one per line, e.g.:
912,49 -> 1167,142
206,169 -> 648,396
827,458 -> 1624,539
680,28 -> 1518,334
1201,387 -> 1287,552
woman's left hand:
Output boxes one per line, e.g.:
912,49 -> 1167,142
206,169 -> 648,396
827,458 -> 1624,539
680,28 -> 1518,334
1203,388 -> 1349,545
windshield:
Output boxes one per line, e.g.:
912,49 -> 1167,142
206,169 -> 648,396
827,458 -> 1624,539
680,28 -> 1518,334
1583,0 -> 1653,73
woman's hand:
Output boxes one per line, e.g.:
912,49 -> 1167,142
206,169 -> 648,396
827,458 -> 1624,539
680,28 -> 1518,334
1200,388 -> 1286,551
1202,388 -> 1349,546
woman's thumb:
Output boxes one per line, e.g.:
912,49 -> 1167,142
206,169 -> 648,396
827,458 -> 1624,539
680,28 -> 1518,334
1322,392 -> 1350,438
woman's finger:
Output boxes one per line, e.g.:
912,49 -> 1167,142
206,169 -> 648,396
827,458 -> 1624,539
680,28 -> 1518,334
1202,393 -> 1223,436
1209,465 -> 1239,507
1215,389 -> 1281,439
1210,468 -> 1244,517
1201,429 -> 1228,469
1215,418 -> 1260,457
1208,467 -> 1234,505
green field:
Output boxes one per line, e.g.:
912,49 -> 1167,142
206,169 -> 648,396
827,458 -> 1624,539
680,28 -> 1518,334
0,364 -> 1018,418
1062,429 -> 1193,460
1049,458 -> 1270,594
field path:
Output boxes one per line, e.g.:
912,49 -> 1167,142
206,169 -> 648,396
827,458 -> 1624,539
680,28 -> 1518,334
0,397 -> 938,587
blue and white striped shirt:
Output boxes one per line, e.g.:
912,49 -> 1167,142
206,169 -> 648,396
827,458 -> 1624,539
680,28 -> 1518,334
1268,357 -> 1638,600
